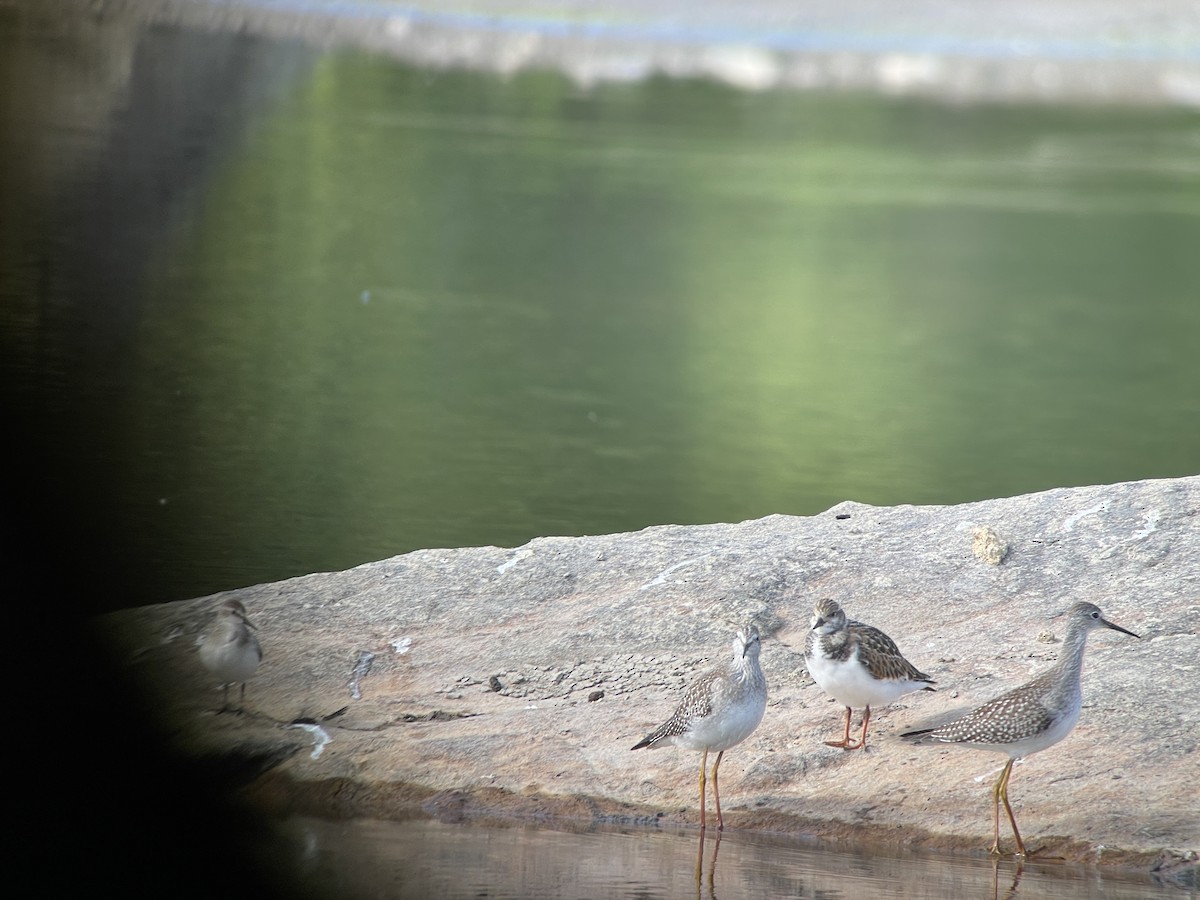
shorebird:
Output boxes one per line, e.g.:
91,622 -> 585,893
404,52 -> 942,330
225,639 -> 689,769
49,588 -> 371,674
901,601 -> 1139,856
631,624 -> 767,830
804,598 -> 935,750
199,598 -> 262,713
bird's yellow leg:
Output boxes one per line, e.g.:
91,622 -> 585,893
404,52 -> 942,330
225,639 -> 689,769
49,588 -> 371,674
712,750 -> 726,831
998,759 -> 1026,856
989,760 -> 1013,855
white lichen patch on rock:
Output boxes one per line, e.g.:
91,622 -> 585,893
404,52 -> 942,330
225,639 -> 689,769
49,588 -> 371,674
971,525 -> 1009,565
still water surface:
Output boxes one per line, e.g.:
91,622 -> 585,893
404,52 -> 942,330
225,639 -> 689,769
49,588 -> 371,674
3,7 -> 1198,611
273,817 -> 1188,899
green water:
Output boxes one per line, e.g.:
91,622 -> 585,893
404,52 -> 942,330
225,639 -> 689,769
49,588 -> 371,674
2,10 -> 1198,612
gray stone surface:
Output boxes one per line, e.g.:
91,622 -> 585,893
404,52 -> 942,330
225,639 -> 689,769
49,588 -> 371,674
66,0 -> 1200,105
104,476 -> 1199,872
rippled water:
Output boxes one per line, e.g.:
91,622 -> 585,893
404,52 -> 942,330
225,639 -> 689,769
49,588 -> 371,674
266,817 -> 1190,899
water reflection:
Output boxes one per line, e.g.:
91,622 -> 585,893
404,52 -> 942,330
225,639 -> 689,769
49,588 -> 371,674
697,830 -> 720,898
994,858 -> 1026,900
274,817 -> 1188,899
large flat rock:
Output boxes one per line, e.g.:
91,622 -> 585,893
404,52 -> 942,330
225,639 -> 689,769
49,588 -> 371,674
103,476 -> 1199,873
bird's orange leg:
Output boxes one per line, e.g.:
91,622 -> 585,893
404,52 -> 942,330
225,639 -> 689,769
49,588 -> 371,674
855,706 -> 873,751
825,707 -> 861,749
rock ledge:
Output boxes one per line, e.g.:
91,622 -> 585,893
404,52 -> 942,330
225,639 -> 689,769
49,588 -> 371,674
104,476 -> 1199,875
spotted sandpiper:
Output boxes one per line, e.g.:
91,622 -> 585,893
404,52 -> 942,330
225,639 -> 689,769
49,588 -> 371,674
805,598 -> 935,750
901,601 -> 1139,856
631,624 -> 767,830
199,598 -> 262,713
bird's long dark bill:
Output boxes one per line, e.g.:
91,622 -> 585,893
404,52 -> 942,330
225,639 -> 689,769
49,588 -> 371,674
1101,618 -> 1140,639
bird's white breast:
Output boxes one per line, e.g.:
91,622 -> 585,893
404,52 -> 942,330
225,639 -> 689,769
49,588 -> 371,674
807,642 -> 923,709
670,691 -> 766,753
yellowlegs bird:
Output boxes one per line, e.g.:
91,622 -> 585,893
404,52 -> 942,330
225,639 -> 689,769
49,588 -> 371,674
199,598 -> 262,713
631,624 -> 767,830
901,601 -> 1139,856
804,598 -> 935,750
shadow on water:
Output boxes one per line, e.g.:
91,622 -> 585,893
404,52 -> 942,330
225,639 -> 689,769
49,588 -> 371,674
1,2 -> 314,610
